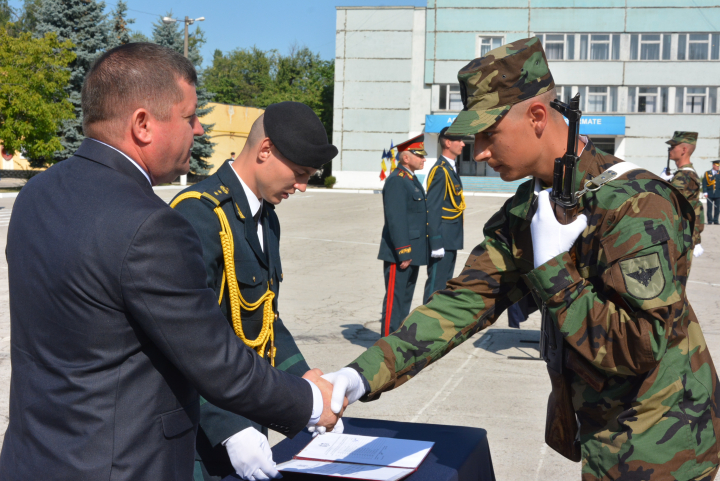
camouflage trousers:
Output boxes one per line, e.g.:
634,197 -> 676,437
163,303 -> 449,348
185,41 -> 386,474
581,463 -> 718,480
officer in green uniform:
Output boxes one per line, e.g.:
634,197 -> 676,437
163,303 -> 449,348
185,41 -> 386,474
378,134 -> 428,337
423,127 -> 466,303
172,102 -> 337,481
703,160 -> 720,225
660,131 -> 705,260
322,38 -> 720,481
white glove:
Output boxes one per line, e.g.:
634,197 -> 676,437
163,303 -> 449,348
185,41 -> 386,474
224,427 -> 280,480
659,168 -> 673,181
322,367 -> 367,414
431,248 -> 445,258
531,190 -> 588,269
694,244 -> 704,258
308,417 -> 344,437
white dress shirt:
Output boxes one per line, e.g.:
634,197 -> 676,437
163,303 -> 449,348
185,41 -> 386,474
442,155 -> 457,174
90,138 -> 152,185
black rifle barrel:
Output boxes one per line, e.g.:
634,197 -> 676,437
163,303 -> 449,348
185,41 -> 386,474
549,94 -> 582,207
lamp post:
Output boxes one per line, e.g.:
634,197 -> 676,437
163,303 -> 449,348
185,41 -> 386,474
162,15 -> 204,186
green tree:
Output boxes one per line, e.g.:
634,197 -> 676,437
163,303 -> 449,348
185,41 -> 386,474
152,13 -> 215,174
203,45 -> 334,137
108,0 -> 134,48
35,0 -> 109,165
0,28 -> 75,160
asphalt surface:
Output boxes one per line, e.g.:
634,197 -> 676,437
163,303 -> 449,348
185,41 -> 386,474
1,185 -> 719,480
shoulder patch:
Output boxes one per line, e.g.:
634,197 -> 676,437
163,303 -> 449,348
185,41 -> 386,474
620,253 -> 665,300
399,171 -> 405,178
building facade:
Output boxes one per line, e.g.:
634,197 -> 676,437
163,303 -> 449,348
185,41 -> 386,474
332,1 -> 720,189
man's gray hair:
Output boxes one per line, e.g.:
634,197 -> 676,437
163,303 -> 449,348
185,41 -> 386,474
81,42 -> 197,138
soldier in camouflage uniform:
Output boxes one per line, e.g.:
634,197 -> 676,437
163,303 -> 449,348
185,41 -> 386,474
660,131 -> 705,262
320,38 -> 720,481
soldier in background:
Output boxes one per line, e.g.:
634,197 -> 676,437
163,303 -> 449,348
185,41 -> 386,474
377,135 -> 428,337
423,127 -> 466,303
322,38 -> 720,481
703,160 -> 720,225
660,131 -> 704,260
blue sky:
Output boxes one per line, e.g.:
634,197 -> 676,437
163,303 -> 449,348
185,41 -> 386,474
13,0 -> 425,67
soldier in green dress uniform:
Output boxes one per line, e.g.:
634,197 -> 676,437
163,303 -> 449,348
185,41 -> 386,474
378,134 -> 429,337
702,160 -> 720,225
172,102 -> 337,481
423,127 -> 466,303
322,38 -> 720,481
660,131 -> 705,261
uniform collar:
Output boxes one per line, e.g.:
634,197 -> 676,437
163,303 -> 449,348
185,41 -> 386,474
228,161 -> 262,218
441,155 -> 456,171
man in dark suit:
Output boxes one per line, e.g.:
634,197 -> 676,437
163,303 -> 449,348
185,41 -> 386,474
424,127 -> 466,303
1,43 -> 339,481
378,134 -> 429,336
172,102 -> 338,481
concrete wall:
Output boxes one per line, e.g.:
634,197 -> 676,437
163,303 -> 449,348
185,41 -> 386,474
334,7 -> 431,188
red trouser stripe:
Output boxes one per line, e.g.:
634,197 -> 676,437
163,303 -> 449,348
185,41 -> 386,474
385,264 -> 397,337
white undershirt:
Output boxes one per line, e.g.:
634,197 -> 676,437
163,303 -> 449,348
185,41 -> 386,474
90,139 -> 152,185
229,161 -> 263,252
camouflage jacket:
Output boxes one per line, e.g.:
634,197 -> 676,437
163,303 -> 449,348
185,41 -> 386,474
671,163 -> 704,245
349,141 -> 720,480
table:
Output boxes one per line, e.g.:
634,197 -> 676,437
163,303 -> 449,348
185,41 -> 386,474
235,417 -> 496,481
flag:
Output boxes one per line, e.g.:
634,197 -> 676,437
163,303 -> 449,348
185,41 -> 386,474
380,149 -> 387,180
389,140 -> 396,171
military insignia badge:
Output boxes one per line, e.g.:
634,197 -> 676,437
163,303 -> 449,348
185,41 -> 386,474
620,253 -> 665,300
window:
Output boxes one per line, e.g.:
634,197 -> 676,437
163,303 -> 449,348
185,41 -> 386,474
630,34 -> 671,60
677,34 -> 720,60
478,36 -> 503,57
628,87 -> 669,113
555,86 -> 573,105
537,33 -> 619,61
545,34 -> 565,60
582,86 -> 617,113
438,85 -> 463,111
590,35 -> 610,60
674,87 -> 718,113
686,87 -> 707,113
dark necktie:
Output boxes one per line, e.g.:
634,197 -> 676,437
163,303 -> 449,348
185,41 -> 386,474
253,207 -> 261,230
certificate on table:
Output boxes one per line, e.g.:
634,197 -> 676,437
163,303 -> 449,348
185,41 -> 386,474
276,432 -> 434,480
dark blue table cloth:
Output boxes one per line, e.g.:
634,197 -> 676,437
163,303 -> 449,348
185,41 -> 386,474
223,417 -> 495,481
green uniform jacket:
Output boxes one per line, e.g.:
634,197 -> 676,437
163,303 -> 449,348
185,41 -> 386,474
671,163 -> 704,245
377,166 -> 429,266
702,169 -> 720,199
349,141 -> 720,480
173,161 -> 310,480
426,157 -> 464,251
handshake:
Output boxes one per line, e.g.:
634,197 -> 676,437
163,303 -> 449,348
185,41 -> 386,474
302,366 -> 368,433
228,367 -> 367,480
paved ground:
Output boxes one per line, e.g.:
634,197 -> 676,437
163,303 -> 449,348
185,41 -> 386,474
1,186 -> 720,479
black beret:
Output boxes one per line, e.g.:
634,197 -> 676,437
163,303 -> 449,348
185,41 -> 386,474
264,102 -> 338,169
439,127 -> 463,141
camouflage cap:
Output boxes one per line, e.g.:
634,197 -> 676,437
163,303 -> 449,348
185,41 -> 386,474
446,37 -> 555,137
666,131 -> 698,146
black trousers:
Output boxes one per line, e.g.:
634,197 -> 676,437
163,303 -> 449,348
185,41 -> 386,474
423,250 -> 457,304
381,262 -> 419,337
707,197 -> 720,224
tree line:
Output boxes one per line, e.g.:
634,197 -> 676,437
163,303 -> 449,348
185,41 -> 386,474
0,0 -> 333,175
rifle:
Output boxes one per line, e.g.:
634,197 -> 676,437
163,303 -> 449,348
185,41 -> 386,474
665,147 -> 672,177
538,93 -> 583,462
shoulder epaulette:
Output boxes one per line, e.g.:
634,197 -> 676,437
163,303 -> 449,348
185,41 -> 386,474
398,171 -> 405,178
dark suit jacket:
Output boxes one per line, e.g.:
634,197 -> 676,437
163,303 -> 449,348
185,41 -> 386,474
0,140 -> 313,481
377,166 -> 428,266
426,157 -> 464,251
173,162 -> 310,480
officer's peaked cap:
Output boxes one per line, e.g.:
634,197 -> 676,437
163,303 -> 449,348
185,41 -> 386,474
264,101 -> 338,169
